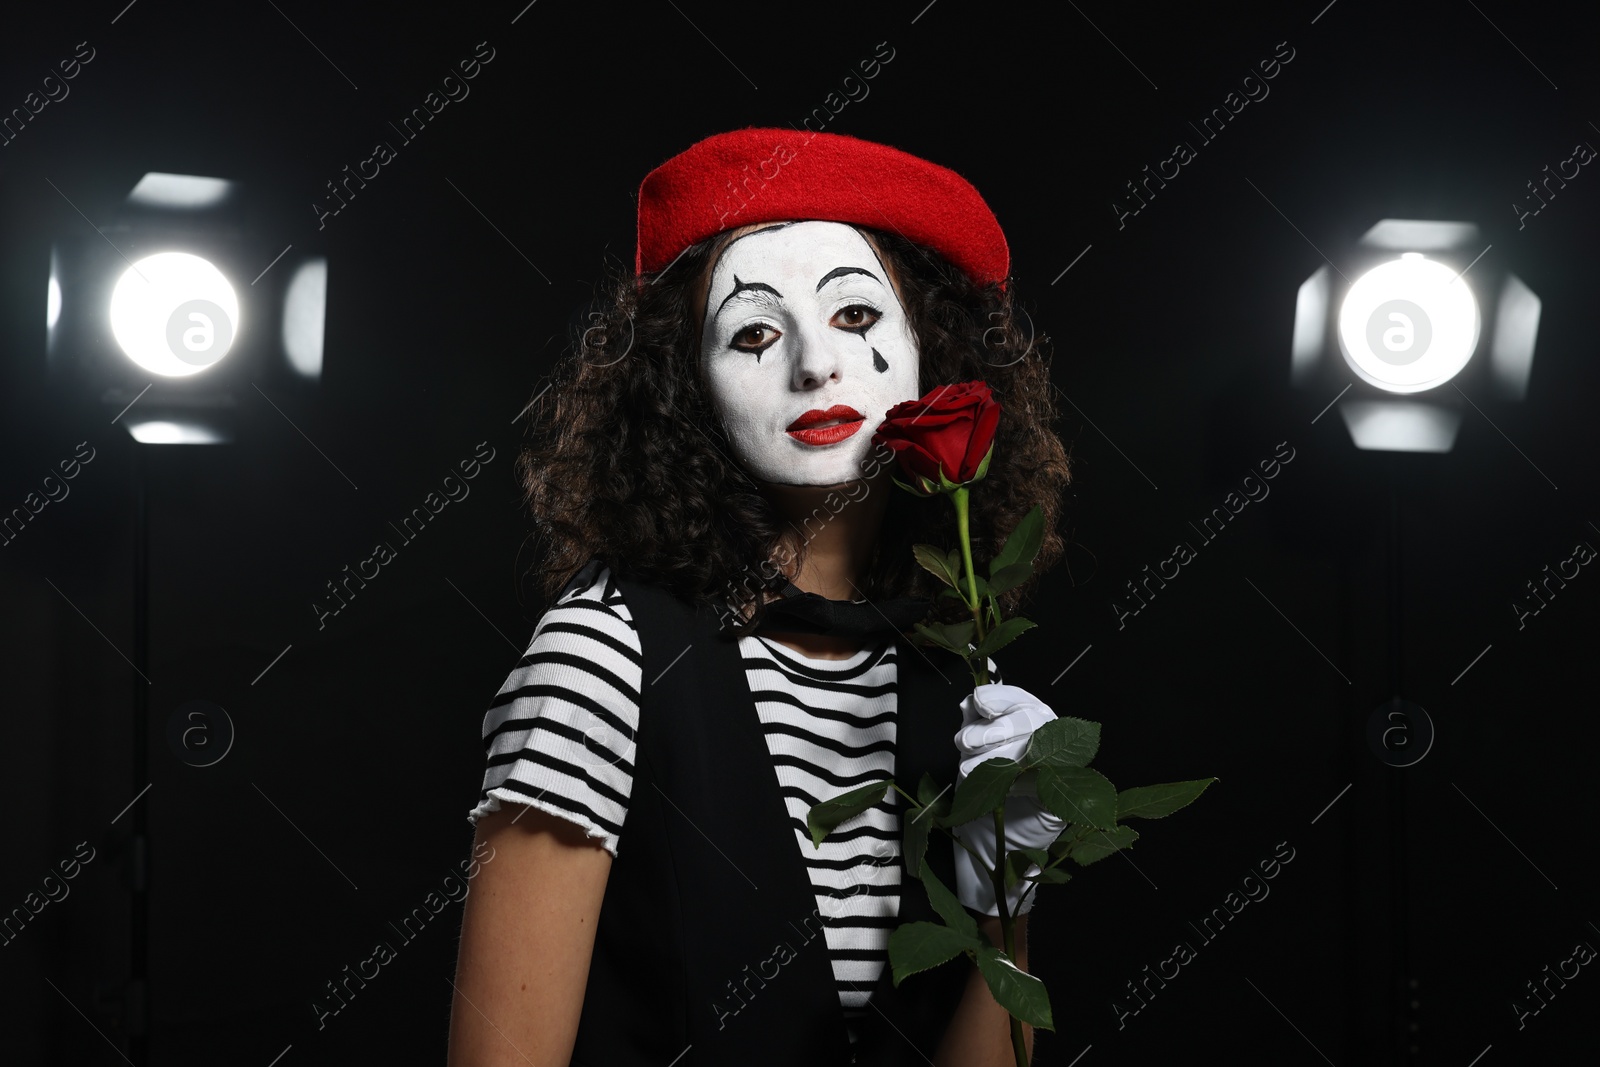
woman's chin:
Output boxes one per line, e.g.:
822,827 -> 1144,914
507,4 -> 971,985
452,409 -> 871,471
777,440 -> 874,484
759,472 -> 861,490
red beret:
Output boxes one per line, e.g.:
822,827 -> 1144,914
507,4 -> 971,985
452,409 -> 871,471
635,128 -> 1009,287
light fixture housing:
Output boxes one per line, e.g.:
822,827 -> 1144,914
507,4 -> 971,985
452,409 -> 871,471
1289,219 -> 1540,453
46,172 -> 327,443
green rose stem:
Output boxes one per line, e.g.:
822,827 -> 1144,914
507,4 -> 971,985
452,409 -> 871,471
891,784 -> 1030,1067
991,807 -> 1028,1066
957,483 -> 1025,1062
950,485 -> 990,687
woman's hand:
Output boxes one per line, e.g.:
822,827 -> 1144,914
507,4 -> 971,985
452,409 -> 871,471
950,683 -> 1067,918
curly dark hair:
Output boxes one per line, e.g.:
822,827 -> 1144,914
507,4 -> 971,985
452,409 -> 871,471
515,222 -> 1073,640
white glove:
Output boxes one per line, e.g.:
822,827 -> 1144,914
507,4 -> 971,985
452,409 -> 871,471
950,684 -> 1068,918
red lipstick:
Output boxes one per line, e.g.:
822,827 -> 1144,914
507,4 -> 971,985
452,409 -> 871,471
786,404 -> 865,446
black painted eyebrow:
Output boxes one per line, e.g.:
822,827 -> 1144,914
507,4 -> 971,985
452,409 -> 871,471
715,275 -> 784,318
815,266 -> 881,291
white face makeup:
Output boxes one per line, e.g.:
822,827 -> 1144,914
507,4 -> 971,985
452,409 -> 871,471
700,220 -> 920,486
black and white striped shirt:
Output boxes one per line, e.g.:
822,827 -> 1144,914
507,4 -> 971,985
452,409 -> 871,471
471,564 -> 939,1043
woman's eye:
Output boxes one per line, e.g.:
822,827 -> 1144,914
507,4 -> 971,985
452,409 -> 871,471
731,324 -> 780,352
832,304 -> 881,333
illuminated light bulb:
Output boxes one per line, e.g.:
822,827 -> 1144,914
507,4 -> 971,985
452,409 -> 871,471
1336,254 -> 1479,394
109,252 -> 240,377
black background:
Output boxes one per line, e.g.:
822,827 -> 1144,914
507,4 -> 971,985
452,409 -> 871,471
2,0 -> 1597,1063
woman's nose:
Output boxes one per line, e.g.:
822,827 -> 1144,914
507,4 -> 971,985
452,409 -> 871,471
788,321 -> 845,390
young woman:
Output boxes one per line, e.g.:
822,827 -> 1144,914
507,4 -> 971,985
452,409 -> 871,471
447,129 -> 1074,1067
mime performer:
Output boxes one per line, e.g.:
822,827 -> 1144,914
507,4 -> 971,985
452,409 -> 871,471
449,127 -> 1075,1067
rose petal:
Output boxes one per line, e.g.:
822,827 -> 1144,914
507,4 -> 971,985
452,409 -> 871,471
961,401 -> 1003,480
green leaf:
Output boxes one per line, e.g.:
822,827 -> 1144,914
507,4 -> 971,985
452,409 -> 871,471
887,922 -> 981,986
913,543 -> 959,589
1036,766 -> 1118,830
912,622 -> 965,654
1046,823 -> 1088,855
1016,846 -> 1050,868
938,535 -> 993,601
1023,866 -> 1073,884
936,620 -> 977,650
938,586 -> 968,602
903,810 -> 931,879
1067,824 -> 1139,866
989,505 -> 1045,576
891,473 -> 936,499
919,862 -> 980,940
1116,778 -> 1217,820
806,780 -> 892,849
986,561 -> 1034,596
970,616 -> 1037,661
941,756 -> 1023,828
1023,716 -> 1102,771
1004,847 -> 1051,889
903,775 -> 950,879
974,944 -> 1055,1031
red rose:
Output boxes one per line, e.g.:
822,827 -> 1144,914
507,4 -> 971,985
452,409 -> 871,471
873,381 -> 1002,492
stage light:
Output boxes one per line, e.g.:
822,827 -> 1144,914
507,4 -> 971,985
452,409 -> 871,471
1336,253 -> 1480,394
47,171 -> 327,444
1289,219 -> 1540,453
108,252 -> 240,377
41,169 -> 329,1064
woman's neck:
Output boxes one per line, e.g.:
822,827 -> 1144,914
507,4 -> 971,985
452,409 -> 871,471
756,473 -> 889,601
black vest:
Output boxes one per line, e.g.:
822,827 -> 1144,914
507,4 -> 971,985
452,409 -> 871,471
567,564 -> 975,1066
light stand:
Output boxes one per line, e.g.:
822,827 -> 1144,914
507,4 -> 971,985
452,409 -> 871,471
45,170 -> 327,1062
1291,218 -> 1529,1060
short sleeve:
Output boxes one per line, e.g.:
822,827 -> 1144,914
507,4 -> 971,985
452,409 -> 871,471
468,563 -> 643,859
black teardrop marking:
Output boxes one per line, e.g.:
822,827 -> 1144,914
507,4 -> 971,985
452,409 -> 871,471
871,347 -> 888,373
